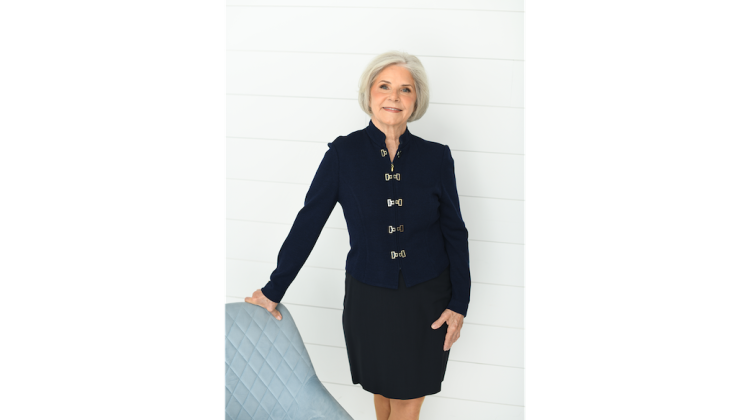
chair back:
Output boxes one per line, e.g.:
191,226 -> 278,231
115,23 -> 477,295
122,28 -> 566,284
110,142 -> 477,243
225,302 -> 354,419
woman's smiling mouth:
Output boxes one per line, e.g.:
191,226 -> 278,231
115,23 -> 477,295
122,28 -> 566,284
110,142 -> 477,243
383,107 -> 402,112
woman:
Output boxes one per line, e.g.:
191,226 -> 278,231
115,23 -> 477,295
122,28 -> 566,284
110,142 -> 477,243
245,51 -> 471,420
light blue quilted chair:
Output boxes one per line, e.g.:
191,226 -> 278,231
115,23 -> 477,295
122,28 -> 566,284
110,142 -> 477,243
225,302 -> 355,420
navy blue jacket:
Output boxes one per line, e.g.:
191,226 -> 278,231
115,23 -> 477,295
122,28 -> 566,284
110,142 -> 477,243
261,119 -> 471,317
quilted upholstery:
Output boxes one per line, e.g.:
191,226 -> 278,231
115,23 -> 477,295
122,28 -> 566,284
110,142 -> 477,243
226,302 -> 354,420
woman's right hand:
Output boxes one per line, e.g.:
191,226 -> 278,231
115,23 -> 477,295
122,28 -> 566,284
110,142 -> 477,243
245,289 -> 283,321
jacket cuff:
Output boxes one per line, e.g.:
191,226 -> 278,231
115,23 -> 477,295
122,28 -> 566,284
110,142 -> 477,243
446,298 -> 468,318
260,282 -> 284,304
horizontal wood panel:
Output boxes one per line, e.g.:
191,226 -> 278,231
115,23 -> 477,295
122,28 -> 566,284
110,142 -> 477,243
308,344 -> 523,406
281,304 -> 346,348
227,138 -> 524,200
227,51 -> 524,108
453,323 -> 524,368
469,241 -> 524,287
417,104 -> 524,154
462,196 -> 524,244
454,151 -> 524,200
227,0 -> 525,13
421,393 -> 525,420
227,258 -> 348,311
227,138 -> 330,184
227,220 -> 347,265
227,180 -> 303,225
226,179 -> 346,229
226,95 -> 365,142
226,50 -> 360,99
227,7 -> 524,60
320,383 -> 376,420
510,60 -> 524,107
469,282 -> 524,328
441,359 -> 524,406
306,343 -> 352,385
227,95 -> 524,154
227,259 -> 524,329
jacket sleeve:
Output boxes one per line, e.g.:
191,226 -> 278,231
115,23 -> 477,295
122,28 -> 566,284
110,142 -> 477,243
439,145 -> 471,317
260,142 -> 340,303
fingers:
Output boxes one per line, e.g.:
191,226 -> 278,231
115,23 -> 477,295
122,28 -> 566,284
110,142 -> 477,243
444,326 -> 462,351
432,310 -> 463,350
444,332 -> 454,351
442,312 -> 464,351
444,324 -> 457,351
271,308 -> 282,321
431,311 -> 448,329
245,290 -> 282,321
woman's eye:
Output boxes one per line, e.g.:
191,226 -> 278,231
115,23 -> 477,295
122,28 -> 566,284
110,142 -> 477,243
402,88 -> 411,93
380,84 -> 388,89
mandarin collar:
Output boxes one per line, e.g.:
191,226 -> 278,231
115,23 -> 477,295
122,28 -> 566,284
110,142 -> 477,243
365,119 -> 413,151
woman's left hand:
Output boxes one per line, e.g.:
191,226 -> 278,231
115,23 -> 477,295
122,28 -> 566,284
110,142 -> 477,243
431,309 -> 465,351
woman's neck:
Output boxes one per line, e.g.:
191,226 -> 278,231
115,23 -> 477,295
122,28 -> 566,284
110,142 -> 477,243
372,119 -> 407,146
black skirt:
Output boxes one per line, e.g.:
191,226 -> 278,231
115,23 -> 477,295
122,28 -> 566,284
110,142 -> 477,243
342,267 -> 452,400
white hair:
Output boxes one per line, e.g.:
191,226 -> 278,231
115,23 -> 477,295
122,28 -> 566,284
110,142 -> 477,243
357,51 -> 430,122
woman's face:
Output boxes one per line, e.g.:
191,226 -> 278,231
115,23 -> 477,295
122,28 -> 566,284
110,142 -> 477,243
369,64 -> 416,128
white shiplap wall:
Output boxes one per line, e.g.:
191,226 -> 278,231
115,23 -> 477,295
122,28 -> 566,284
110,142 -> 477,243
226,1 -> 524,419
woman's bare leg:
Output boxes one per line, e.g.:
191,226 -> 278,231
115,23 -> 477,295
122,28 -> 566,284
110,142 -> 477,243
374,394 -> 391,420
388,396 -> 426,420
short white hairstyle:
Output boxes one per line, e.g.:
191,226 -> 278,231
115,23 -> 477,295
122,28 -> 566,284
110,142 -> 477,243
358,51 -> 430,122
